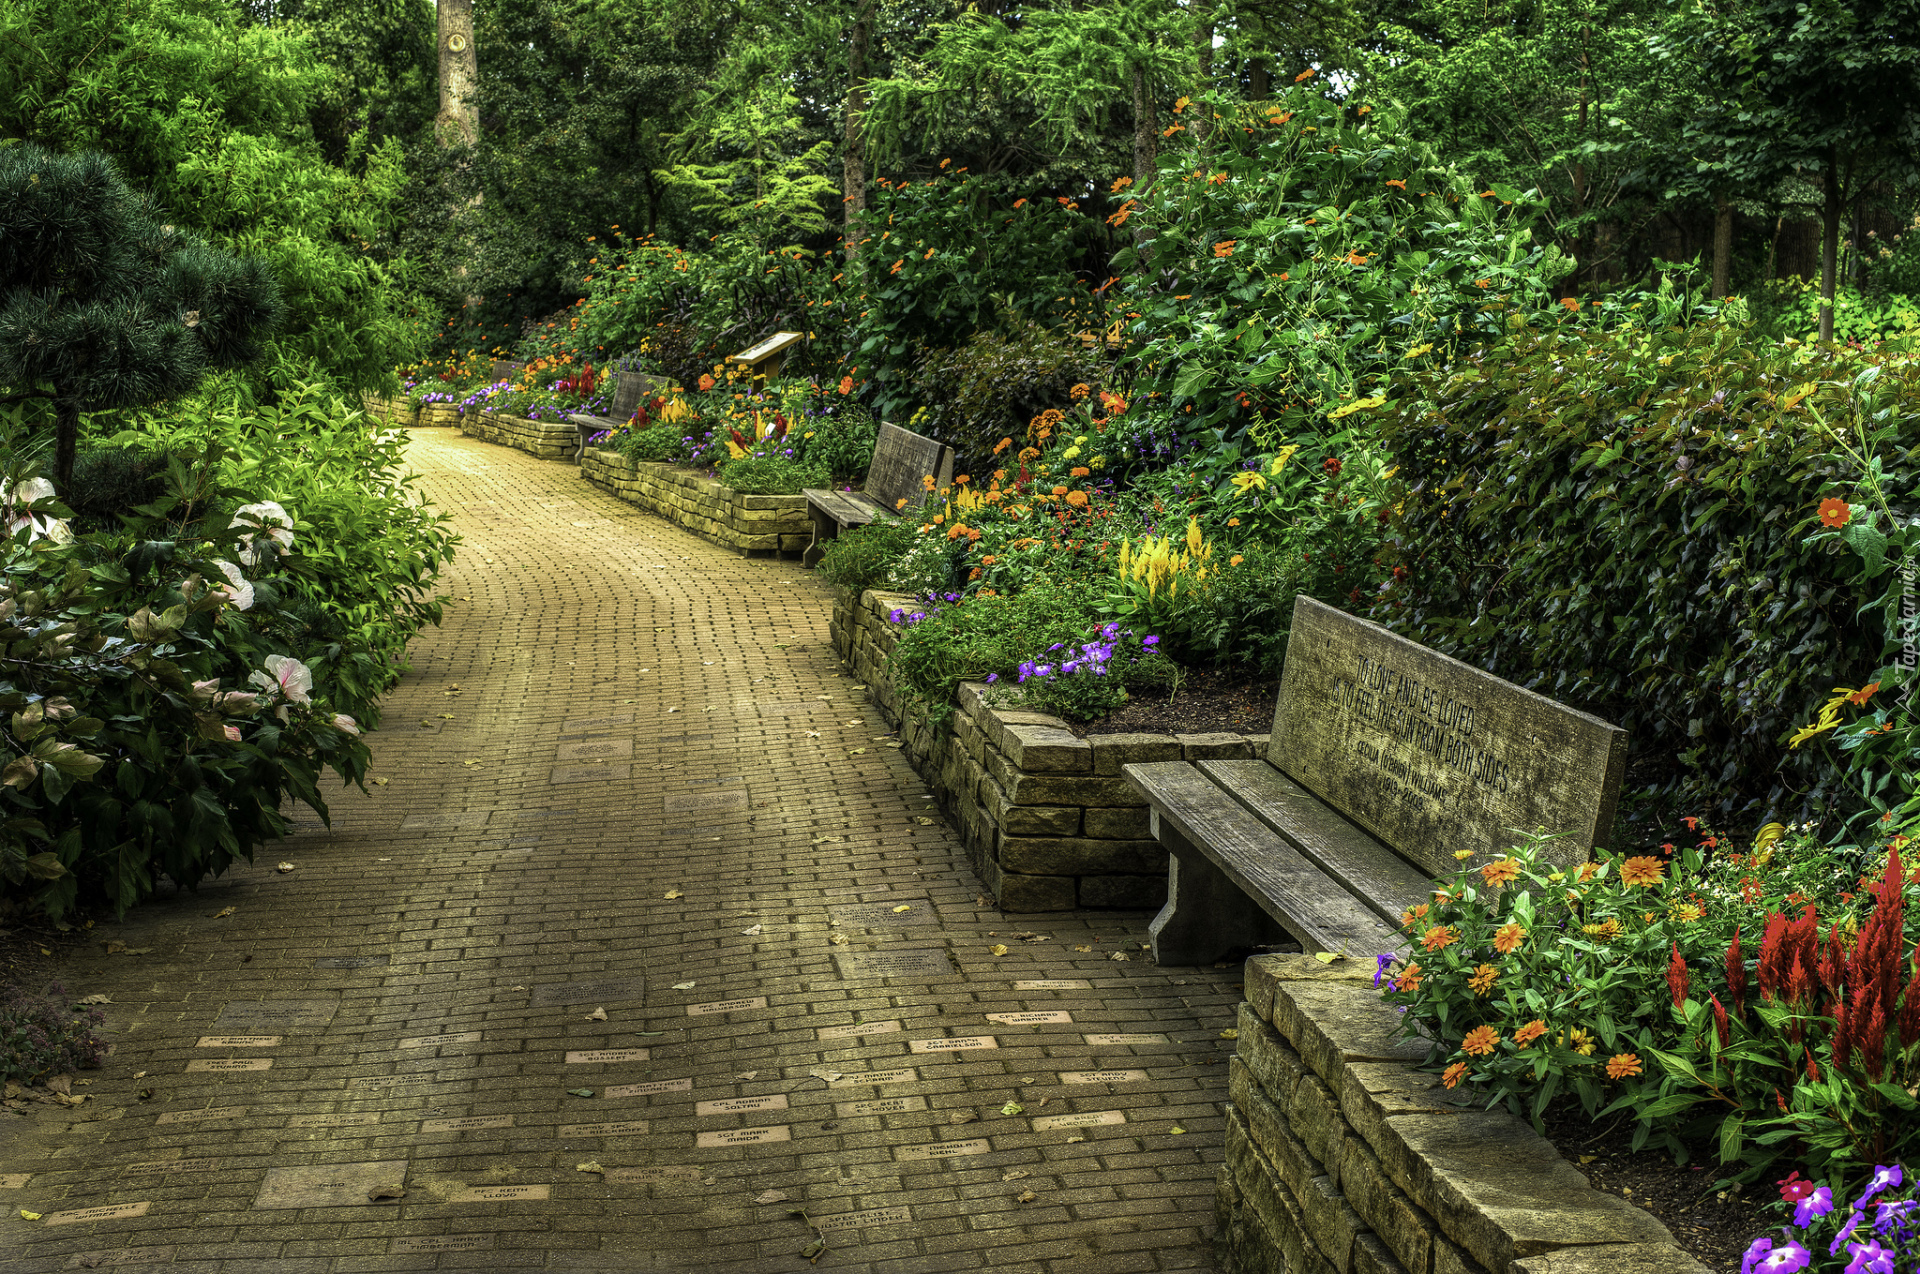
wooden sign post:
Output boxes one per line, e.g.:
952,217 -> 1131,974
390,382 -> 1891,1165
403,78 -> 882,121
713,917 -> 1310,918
726,331 -> 804,382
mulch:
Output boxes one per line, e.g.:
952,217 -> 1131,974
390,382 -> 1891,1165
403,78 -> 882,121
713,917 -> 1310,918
1070,666 -> 1280,738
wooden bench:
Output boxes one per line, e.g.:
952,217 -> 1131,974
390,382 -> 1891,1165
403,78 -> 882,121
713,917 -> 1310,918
490,359 -> 525,383
567,370 -> 669,465
801,423 -> 954,568
1125,596 -> 1627,965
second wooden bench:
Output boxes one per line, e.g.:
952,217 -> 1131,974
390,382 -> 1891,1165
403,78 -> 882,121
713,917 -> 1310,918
801,423 -> 953,567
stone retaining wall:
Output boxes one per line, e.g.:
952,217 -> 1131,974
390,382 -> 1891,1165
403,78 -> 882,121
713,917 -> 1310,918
458,408 -> 577,462
581,446 -> 811,556
1221,954 -> 1708,1274
831,585 -> 1269,912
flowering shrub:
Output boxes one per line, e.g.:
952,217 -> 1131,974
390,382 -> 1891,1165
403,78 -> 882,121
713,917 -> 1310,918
1748,1165 -> 1920,1273
0,980 -> 108,1083
983,624 -> 1170,723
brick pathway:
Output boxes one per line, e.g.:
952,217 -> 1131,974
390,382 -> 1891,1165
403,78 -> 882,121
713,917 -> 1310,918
0,429 -> 1239,1273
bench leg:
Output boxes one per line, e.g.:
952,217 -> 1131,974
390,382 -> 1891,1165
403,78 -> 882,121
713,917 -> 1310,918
1149,820 -> 1286,965
802,512 -> 837,568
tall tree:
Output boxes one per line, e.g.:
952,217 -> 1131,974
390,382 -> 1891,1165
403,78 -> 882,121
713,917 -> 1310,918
1659,0 -> 1920,340
435,0 -> 480,147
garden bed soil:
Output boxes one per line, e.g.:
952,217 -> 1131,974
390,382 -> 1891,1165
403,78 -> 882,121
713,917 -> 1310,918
1539,1096 -> 1769,1272
1071,666 -> 1279,738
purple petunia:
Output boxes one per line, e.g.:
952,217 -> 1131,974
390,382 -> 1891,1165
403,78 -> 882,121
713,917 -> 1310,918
1794,1186 -> 1835,1228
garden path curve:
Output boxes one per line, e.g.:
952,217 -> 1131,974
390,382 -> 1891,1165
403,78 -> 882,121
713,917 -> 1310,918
0,426 -> 1238,1274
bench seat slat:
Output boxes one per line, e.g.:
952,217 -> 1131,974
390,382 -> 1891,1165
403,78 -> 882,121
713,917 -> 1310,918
1125,762 -> 1404,958
802,488 -> 886,527
1196,760 -> 1434,928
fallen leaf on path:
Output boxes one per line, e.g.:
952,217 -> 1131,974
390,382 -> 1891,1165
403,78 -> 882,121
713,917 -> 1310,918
988,945 -> 1009,957
1016,1190 -> 1037,1203
664,890 -> 684,900
45,1076 -> 71,1096
667,708 -> 679,713
805,731 -> 820,738
102,941 -> 125,954
672,981 -> 696,990
1219,1029 -> 1239,1040
735,1070 -> 759,1080
276,862 -> 295,873
949,1111 -> 978,1125
1002,1169 -> 1031,1181
131,1071 -> 146,1080
372,778 -> 389,786
75,994 -> 109,1005
584,1008 -> 608,1021
809,1069 -> 842,1085
848,748 -> 866,755
576,1162 -> 605,1174
914,817 -> 935,826
1109,951 -> 1130,962
1000,1101 -> 1024,1116
754,1190 -> 788,1205
367,1184 -> 406,1201
810,835 -> 842,844
1066,1134 -> 1086,1144
827,934 -> 849,946
565,1088 -> 595,1098
742,924 -> 762,936
1073,945 -> 1092,953
212,907 -> 235,919
19,1210 -> 40,1221
439,714 -> 454,720
891,905 -> 912,914
1169,1126 -> 1187,1135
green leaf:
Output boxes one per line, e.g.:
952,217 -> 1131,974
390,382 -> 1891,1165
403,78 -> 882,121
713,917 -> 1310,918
1718,1114 -> 1744,1163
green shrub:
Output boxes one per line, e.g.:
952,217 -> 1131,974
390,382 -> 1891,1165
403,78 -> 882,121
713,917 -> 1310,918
716,455 -> 827,496
911,319 -> 1114,470
63,447 -> 188,534
1370,320 -> 1908,826
615,422 -> 683,463
886,579 -> 1111,722
818,518 -> 918,594
794,401 -> 878,484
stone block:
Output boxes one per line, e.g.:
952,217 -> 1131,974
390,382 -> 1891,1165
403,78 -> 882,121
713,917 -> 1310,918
1298,1174 -> 1362,1274
999,771 -> 1143,808
953,714 -> 987,764
1090,733 -> 1186,775
1378,1107 -> 1671,1272
1288,1074 -> 1351,1192
1227,1108 -> 1310,1274
985,708 -> 1074,754
1271,980 -> 1430,1097
1239,1074 -> 1322,1202
1000,723 -> 1092,773
1340,1063 -> 1484,1175
1238,1002 -> 1307,1110
1078,874 -> 1166,908
1339,1139 -> 1432,1274
1179,732 -> 1255,760
1508,1243 -> 1710,1274
982,856 -> 1076,912
1246,952 -> 1372,1025
1002,805 -> 1081,838
1352,1233 -> 1410,1274
1084,805 -> 1153,838
998,834 -> 1164,876
1433,1233 -> 1488,1274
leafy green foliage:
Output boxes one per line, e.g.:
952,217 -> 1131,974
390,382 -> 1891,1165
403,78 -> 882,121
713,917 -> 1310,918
911,319 -> 1113,470
0,980 -> 109,1083
1369,320 -> 1911,825
885,579 -> 1111,723
818,518 -> 918,595
715,455 -> 827,495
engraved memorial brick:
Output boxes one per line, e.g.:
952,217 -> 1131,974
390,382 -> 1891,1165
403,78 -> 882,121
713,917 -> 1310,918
837,1095 -> 927,1117
187,1058 -> 272,1072
816,1020 -> 900,1040
398,1031 -> 481,1050
214,999 -> 337,1031
420,1114 -> 514,1132
44,1202 -> 151,1226
908,1035 -> 998,1053
985,1011 -> 1072,1026
392,1236 -> 495,1253
695,1125 -> 791,1147
896,1138 -> 991,1160
1013,979 -> 1092,991
687,996 -> 766,1015
817,1205 -> 911,1232
197,1035 -> 280,1047
255,1161 -> 408,1209
1084,1032 -> 1169,1046
566,1048 -> 651,1064
530,978 -> 646,1007
451,1184 -> 549,1202
1059,1070 -> 1149,1084
696,1094 -> 788,1116
833,948 -> 955,980
559,1120 -> 651,1137
1032,1109 -> 1126,1130
604,1077 -> 691,1098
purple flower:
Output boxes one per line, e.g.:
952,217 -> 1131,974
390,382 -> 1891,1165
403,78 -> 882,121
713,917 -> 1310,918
985,673 -> 999,684
1143,635 -> 1160,647
1833,1216 -> 1869,1256
1856,1166 -> 1904,1212
1843,1239 -> 1894,1274
1373,953 -> 1396,988
1874,1199 -> 1918,1234
1795,1186 -> 1835,1228
1744,1238 -> 1809,1274
889,609 -> 905,623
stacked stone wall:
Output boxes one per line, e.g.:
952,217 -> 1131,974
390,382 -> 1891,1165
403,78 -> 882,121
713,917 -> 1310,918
580,447 -> 810,555
457,409 -> 578,462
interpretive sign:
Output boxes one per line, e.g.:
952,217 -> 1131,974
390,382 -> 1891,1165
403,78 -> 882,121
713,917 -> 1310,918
696,1126 -> 790,1147
1270,596 -> 1627,875
727,330 -> 804,375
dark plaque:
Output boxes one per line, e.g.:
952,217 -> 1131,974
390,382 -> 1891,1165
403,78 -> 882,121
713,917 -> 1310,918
1271,596 -> 1627,875
831,903 -> 932,927
215,999 -> 338,1032
832,948 -> 955,980
530,978 -> 646,1007
313,955 -> 390,969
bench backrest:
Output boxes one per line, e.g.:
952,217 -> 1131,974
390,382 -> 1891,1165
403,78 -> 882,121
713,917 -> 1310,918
1270,596 -> 1626,876
491,360 -> 524,382
608,370 -> 670,422
865,422 -> 953,515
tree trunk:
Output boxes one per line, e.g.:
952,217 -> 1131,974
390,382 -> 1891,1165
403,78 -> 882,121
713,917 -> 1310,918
1712,195 -> 1733,299
1130,60 -> 1157,268
53,397 -> 78,492
1190,0 -> 1212,145
844,0 -> 873,270
1820,154 -> 1841,342
1248,59 -> 1269,100
435,0 -> 479,148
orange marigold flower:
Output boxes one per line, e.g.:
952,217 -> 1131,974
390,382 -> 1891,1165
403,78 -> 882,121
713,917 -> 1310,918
839,376 -> 854,394
994,437 -> 1014,455
1605,1053 -> 1643,1080
1847,683 -> 1880,706
1512,1019 -> 1547,1048
1070,383 -> 1092,400
1480,858 -> 1522,887
1227,517 -> 1241,526
980,555 -> 997,566
1420,925 -> 1456,953
1461,1025 -> 1499,1056
1214,240 -> 1238,257
1019,447 -> 1042,462
698,374 -> 716,392
1070,466 -> 1090,477
1344,251 -> 1369,266
1619,856 -> 1665,888
1467,964 -> 1499,996
1109,177 -> 1133,194
1818,497 -> 1852,528
1560,296 -> 1580,311
954,474 -> 971,485
1294,67 -> 1316,82
1230,554 -> 1244,566
1442,1061 -> 1469,1089
1065,490 -> 1089,509
1576,862 -> 1600,883
890,258 -> 905,274
1384,179 -> 1407,189
1393,962 -> 1422,992
1013,198 -> 1028,208
1400,903 -> 1430,931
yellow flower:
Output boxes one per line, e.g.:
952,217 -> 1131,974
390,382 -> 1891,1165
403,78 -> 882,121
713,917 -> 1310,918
1453,849 -> 1475,861
1270,445 -> 1300,474
1230,471 -> 1268,493
1566,1027 -> 1596,1056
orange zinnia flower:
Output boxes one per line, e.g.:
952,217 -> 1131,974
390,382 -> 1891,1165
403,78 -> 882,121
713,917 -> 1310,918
1393,962 -> 1422,992
839,376 -> 854,394
1619,857 -> 1665,888
1467,964 -> 1499,996
1512,1019 -> 1547,1048
1493,922 -> 1525,953
1400,903 -> 1429,931
994,437 -> 1013,455
1214,241 -> 1237,258
1294,67 -> 1316,82
1442,1061 -> 1469,1088
1461,1026 -> 1499,1056
1481,858 -> 1522,887
1384,179 -> 1406,189
698,374 -> 716,392
1847,683 -> 1880,706
1606,1053 -> 1642,1079
1818,497 -> 1851,528
1576,862 -> 1600,883
1065,491 -> 1089,509
1420,925 -> 1456,953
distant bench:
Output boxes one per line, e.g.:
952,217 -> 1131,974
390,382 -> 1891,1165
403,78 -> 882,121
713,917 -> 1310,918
801,423 -> 953,568
567,370 -> 670,465
1124,596 -> 1627,964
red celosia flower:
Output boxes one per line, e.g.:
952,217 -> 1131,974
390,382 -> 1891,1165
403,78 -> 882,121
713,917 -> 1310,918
1725,927 -> 1747,1019
1666,943 -> 1689,1009
1709,994 -> 1731,1047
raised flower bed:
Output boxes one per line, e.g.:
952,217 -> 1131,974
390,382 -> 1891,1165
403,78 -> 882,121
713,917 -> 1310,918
580,446 -> 811,556
458,406 -> 578,462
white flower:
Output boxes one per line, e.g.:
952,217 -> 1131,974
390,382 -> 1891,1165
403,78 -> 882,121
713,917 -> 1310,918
332,714 -> 360,736
3,478 -> 71,545
230,501 -> 295,566
191,679 -> 220,705
223,724 -> 242,742
248,654 -> 313,707
212,561 -> 253,611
